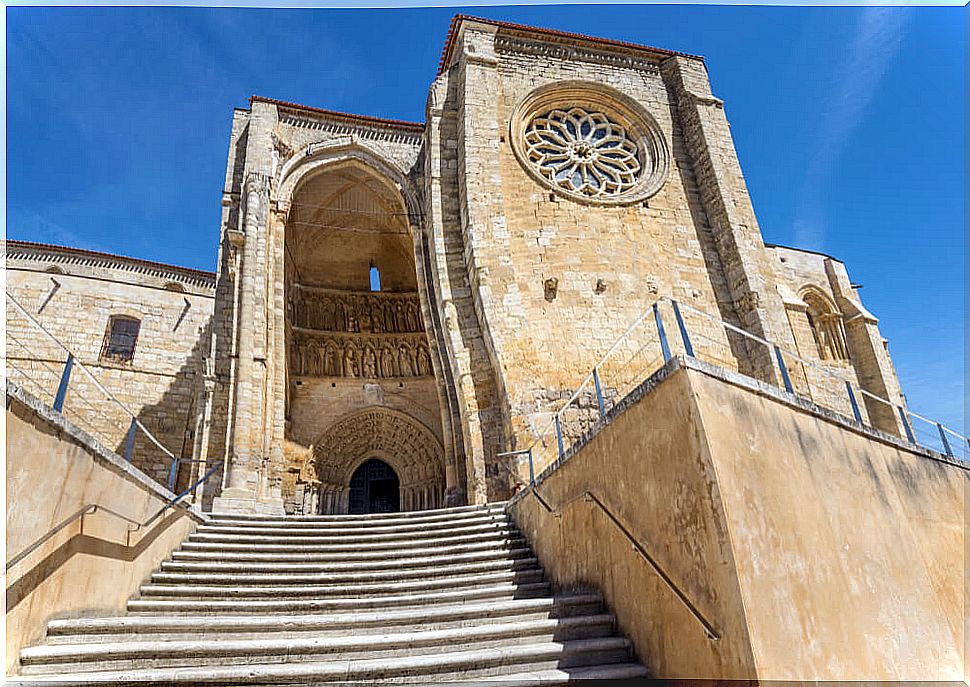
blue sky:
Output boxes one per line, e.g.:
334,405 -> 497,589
6,6 -> 963,433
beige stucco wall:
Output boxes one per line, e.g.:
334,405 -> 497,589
509,359 -> 966,680
5,385 -> 202,675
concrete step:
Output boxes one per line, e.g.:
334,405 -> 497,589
46,594 -> 604,641
138,568 -> 545,598
187,521 -> 517,545
22,615 -> 616,669
159,546 -> 533,573
206,502 -> 507,525
151,556 -> 539,585
17,637 -> 631,683
171,537 -> 528,561
127,581 -> 552,614
198,511 -> 510,534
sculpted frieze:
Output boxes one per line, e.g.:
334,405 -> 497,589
290,331 -> 433,379
290,287 -> 423,334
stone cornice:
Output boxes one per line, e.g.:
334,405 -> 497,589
5,240 -> 215,292
278,112 -> 424,146
438,14 -> 702,76
494,34 -> 662,74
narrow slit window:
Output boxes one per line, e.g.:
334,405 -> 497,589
369,265 -> 381,292
101,316 -> 141,363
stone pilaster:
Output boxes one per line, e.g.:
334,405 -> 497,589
662,56 -> 795,383
213,100 -> 285,514
825,259 -> 907,436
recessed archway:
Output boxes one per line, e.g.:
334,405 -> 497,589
277,148 -> 464,514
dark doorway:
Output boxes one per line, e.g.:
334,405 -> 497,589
348,459 -> 400,514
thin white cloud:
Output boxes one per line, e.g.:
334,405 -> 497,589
792,7 -> 909,249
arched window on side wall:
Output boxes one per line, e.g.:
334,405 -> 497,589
100,315 -> 141,364
801,290 -> 849,362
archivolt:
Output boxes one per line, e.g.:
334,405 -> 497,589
276,138 -> 421,229
304,407 -> 445,489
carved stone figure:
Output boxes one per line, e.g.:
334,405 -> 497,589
381,346 -> 396,377
343,346 -> 358,377
416,345 -> 431,376
323,345 -> 337,376
398,344 -> 413,376
406,302 -> 419,331
363,346 -> 377,378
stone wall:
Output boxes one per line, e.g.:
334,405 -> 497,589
509,357 -> 966,681
767,244 -> 907,434
5,241 -> 216,488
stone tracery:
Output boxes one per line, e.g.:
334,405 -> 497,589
524,107 -> 641,198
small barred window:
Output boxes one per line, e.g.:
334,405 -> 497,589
101,316 -> 141,363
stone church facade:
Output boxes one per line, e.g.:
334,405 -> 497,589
5,15 -> 906,516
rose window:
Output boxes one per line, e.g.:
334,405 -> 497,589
524,108 -> 641,198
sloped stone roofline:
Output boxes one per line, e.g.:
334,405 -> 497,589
437,14 -> 704,76
249,96 -> 425,132
764,242 -> 845,265
5,239 -> 216,288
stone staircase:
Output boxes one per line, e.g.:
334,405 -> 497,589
16,503 -> 648,684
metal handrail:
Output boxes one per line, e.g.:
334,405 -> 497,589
529,488 -> 720,640
6,464 -> 220,572
518,295 -> 967,468
6,290 -> 184,466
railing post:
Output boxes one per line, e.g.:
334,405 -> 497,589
52,354 -> 74,412
845,382 -> 863,424
124,418 -> 137,462
773,346 -> 794,394
653,303 -> 672,363
670,300 -> 695,358
592,367 -> 606,420
937,424 -> 954,457
168,458 -> 180,492
897,406 -> 916,443
527,448 -> 535,485
554,414 -> 565,461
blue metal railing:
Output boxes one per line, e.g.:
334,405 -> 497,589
509,296 -> 967,484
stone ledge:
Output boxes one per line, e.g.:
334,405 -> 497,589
5,380 -> 208,523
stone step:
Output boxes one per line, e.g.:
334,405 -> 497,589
139,568 -> 544,598
46,594 -> 604,642
172,536 -> 528,561
160,546 -> 532,573
151,556 -> 539,586
207,502 -> 506,524
22,615 -> 616,670
187,521 -> 517,545
198,511 -> 509,534
177,530 -> 521,555
127,581 -> 552,614
16,637 -> 631,683
472,662 -> 650,683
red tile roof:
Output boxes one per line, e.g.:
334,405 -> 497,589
437,14 -> 703,76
